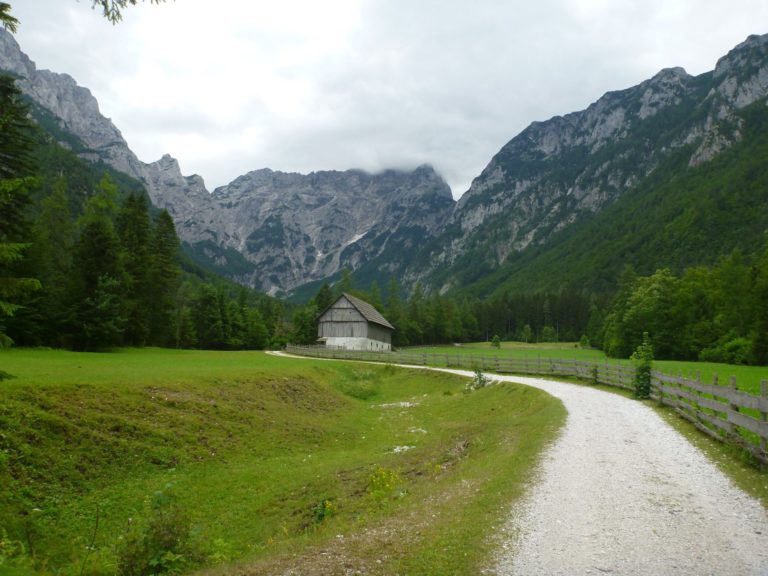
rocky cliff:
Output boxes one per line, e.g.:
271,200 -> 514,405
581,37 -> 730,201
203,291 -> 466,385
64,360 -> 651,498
182,165 -> 454,294
0,29 -> 205,205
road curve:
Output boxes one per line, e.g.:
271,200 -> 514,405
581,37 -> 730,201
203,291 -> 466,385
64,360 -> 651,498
269,353 -> 768,574
491,375 -> 768,576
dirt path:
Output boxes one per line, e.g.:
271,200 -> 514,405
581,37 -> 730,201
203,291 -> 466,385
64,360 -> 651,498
270,353 -> 768,574
491,375 -> 768,576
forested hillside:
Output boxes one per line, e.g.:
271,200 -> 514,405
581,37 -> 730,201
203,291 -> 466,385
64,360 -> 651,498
464,99 -> 768,297
0,77 -> 282,351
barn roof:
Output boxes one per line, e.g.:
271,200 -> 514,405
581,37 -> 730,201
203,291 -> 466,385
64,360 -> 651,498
323,293 -> 395,330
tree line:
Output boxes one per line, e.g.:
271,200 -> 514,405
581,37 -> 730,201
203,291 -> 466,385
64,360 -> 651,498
595,246 -> 768,365
293,247 -> 768,367
290,270 -> 593,348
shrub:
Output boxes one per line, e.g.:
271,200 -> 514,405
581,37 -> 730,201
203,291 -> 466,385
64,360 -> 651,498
312,499 -> 337,524
540,325 -> 557,342
631,332 -> 653,399
491,335 -> 501,349
699,337 -> 753,365
116,486 -> 200,576
466,367 -> 489,391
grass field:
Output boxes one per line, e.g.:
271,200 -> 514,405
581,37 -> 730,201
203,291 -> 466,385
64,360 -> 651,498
0,348 -> 565,575
416,342 -> 768,394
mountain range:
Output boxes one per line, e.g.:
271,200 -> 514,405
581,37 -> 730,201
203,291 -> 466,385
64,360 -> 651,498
2,29 -> 767,299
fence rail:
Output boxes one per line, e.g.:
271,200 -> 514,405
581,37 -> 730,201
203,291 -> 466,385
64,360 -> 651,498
285,345 -> 768,464
652,372 -> 768,464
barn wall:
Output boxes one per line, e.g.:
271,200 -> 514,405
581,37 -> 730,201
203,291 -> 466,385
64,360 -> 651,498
324,337 -> 391,351
318,320 -> 369,338
367,323 -> 392,345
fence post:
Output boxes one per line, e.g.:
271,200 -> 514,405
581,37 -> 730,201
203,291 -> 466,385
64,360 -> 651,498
728,376 -> 740,440
761,380 -> 768,454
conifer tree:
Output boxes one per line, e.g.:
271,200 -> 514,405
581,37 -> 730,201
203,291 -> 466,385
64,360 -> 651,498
70,175 -> 124,350
117,193 -> 152,345
0,76 -> 39,346
148,210 -> 180,346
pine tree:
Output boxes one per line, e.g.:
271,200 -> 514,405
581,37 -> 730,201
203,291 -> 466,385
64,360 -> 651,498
117,193 -> 152,345
312,282 -> 334,312
148,210 -> 180,346
13,177 -> 76,346
0,75 -> 34,179
0,178 -> 40,346
337,268 -> 353,296
70,176 -> 124,350
193,284 -> 225,349
368,280 -> 383,312
0,77 -> 39,346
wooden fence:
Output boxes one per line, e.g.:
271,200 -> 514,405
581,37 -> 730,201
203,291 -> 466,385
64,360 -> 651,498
286,344 -> 636,389
285,345 -> 768,464
652,372 -> 768,465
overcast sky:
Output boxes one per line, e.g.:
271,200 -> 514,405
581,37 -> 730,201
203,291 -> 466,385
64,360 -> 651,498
11,0 -> 768,198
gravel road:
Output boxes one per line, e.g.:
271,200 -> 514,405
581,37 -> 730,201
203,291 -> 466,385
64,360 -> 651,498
492,375 -> 768,576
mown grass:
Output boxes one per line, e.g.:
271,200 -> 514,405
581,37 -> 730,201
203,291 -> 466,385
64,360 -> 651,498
416,342 -> 768,394
0,348 -> 564,575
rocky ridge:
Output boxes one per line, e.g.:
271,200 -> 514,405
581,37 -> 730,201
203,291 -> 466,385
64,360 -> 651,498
3,28 -> 767,297
0,29 -> 454,295
405,33 -> 768,293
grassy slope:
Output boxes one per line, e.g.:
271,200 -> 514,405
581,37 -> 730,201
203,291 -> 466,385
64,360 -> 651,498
0,349 -> 564,575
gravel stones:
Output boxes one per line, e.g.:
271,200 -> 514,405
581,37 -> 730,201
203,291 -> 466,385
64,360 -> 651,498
493,376 -> 768,576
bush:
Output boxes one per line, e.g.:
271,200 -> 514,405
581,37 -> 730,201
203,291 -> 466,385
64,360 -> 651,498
116,486 -> 200,576
631,332 -> 653,399
367,467 -> 405,502
466,367 -> 489,391
540,325 -> 557,342
699,337 -> 753,365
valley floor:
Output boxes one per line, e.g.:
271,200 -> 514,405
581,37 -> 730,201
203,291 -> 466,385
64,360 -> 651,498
490,375 -> 768,576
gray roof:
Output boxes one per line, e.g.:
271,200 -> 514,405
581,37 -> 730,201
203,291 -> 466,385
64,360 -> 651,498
339,293 -> 395,330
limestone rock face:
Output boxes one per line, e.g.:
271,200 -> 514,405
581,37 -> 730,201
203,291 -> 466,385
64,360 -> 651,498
0,29 -> 207,216
190,165 -> 455,294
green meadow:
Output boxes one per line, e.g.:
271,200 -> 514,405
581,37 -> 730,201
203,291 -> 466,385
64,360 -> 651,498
0,348 -> 564,575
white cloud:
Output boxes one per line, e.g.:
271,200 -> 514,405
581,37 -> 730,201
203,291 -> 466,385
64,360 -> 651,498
10,0 -> 768,197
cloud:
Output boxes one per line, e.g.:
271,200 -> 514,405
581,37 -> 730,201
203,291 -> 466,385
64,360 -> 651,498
10,0 -> 768,198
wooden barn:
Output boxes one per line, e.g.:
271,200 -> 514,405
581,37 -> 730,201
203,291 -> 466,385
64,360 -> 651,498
317,293 -> 394,351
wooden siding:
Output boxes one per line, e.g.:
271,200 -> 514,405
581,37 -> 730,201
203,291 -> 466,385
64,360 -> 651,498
367,323 -> 391,345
